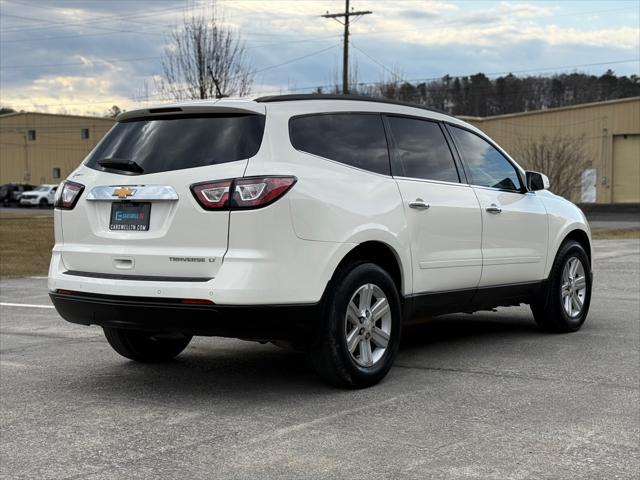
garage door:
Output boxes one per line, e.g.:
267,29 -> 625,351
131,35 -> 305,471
612,134 -> 640,203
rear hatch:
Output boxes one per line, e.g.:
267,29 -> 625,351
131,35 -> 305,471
59,103 -> 265,280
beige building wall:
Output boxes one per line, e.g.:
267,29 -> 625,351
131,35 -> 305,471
462,97 -> 640,203
2,100 -> 638,202
0,112 -> 114,185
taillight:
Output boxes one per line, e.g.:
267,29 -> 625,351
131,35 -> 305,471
54,181 -> 84,210
231,177 -> 296,209
191,180 -> 232,210
191,176 -> 296,211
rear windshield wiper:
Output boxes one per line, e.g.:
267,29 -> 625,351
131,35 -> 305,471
97,158 -> 144,174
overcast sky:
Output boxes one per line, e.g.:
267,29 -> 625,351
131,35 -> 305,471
1,0 -> 638,115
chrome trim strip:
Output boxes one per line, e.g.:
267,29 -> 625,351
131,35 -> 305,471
293,150 -> 394,179
86,185 -> 179,201
393,176 -> 470,187
483,256 -> 542,266
419,258 -> 483,269
471,185 -> 526,194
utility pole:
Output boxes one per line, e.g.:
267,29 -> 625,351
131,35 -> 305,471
322,0 -> 372,94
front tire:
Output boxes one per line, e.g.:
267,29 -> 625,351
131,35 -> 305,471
531,240 -> 592,333
103,327 -> 192,362
308,262 -> 402,388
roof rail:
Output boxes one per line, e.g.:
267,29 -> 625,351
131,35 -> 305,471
254,93 -> 449,116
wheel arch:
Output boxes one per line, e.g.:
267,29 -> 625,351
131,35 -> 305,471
327,241 -> 405,298
546,225 -> 593,278
563,229 -> 592,267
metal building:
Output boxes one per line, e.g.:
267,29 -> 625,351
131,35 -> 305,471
463,96 -> 640,203
1,98 -> 638,203
0,112 -> 114,185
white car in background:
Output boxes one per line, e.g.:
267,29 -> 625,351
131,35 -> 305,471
19,184 -> 58,208
48,95 -> 593,388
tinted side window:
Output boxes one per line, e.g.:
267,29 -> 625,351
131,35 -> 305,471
289,113 -> 390,175
449,126 -> 522,191
386,116 -> 459,182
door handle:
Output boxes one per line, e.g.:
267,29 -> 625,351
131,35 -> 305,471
409,199 -> 430,210
486,204 -> 502,214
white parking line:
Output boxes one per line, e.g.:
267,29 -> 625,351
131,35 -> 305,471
0,302 -> 55,309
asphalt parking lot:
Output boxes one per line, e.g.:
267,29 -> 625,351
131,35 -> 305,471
1,239 -> 638,479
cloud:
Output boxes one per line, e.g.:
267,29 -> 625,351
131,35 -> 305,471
1,0 -> 638,115
2,75 -> 132,115
371,23 -> 639,50
499,2 -> 554,18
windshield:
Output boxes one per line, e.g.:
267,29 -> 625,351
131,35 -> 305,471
85,113 -> 265,175
34,186 -> 49,192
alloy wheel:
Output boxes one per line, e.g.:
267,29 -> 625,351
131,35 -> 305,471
561,257 -> 587,318
344,283 -> 392,367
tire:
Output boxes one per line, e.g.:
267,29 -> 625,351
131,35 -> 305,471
103,327 -> 192,362
39,198 -> 48,209
308,262 -> 402,388
531,240 -> 592,333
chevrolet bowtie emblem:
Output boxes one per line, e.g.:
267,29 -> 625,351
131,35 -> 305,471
112,186 -> 136,198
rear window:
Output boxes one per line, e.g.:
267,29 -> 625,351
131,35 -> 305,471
85,114 -> 265,175
289,113 -> 390,175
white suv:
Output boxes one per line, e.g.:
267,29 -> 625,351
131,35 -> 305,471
19,184 -> 58,207
49,95 -> 593,387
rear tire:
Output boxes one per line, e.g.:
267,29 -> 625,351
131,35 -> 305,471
103,327 -> 192,362
308,262 -> 402,388
531,240 -> 592,333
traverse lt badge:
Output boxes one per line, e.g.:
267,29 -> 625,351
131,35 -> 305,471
112,186 -> 136,199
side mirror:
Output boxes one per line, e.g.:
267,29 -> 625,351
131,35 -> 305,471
526,171 -> 550,191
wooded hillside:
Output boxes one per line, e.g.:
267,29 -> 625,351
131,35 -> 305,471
350,70 -> 639,116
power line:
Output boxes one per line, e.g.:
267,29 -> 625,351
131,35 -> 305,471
249,58 -> 640,97
0,28 -> 168,43
4,57 -> 635,110
0,36 -> 341,70
2,56 -> 636,110
0,2 -> 312,34
350,41 -> 402,81
0,1 -> 208,33
146,44 -> 339,99
338,6 -> 640,41
4,44 -> 339,108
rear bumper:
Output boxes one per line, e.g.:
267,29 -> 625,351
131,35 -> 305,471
50,291 -> 323,343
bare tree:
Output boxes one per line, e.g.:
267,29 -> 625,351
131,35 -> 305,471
157,7 -> 253,100
105,105 -> 123,118
514,133 -> 588,201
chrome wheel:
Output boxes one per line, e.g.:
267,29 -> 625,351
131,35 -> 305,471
344,283 -> 392,367
561,257 -> 587,318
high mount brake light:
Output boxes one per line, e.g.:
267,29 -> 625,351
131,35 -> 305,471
54,181 -> 84,210
191,176 -> 296,211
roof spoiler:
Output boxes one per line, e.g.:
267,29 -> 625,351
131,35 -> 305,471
117,100 -> 266,122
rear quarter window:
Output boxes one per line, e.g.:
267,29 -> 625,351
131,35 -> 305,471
289,113 -> 390,175
85,114 -> 265,175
